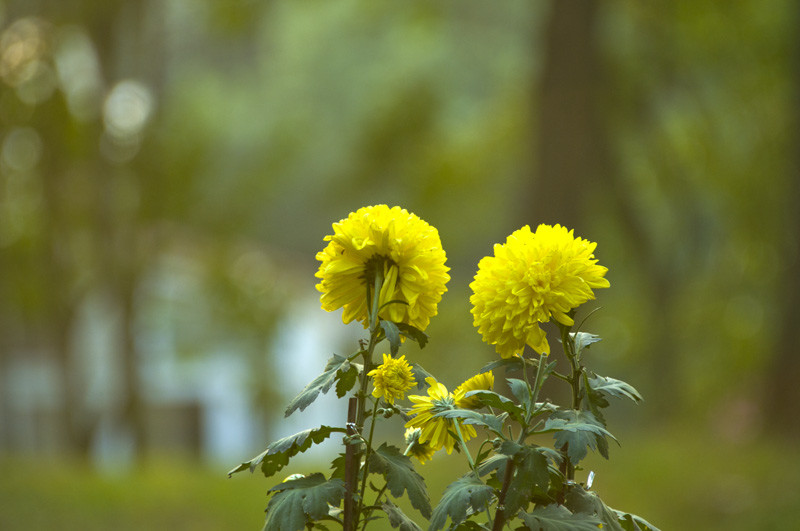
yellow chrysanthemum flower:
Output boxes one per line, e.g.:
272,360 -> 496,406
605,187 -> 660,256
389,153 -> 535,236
403,427 -> 437,464
454,371 -> 494,409
469,224 -> 610,358
315,205 -> 450,331
368,353 -> 416,404
405,377 -> 477,454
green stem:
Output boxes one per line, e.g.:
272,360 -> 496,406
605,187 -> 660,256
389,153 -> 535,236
558,324 -> 581,483
453,421 -> 493,529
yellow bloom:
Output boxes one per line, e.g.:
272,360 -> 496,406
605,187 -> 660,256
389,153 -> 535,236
405,377 -> 477,454
315,205 -> 450,331
469,224 -> 610,357
454,371 -> 494,409
368,353 -> 416,404
403,427 -> 437,464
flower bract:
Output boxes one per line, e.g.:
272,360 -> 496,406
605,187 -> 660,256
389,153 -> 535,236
315,205 -> 450,331
368,353 -> 416,404
469,224 -> 610,357
405,377 -> 477,454
454,371 -> 494,409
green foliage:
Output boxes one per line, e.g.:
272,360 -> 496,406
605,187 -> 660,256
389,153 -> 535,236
381,321 -> 402,356
563,485 -> 661,531
541,410 -> 617,463
228,426 -> 347,479
382,501 -> 424,531
587,375 -> 643,404
463,390 -> 527,424
434,409 -> 507,438
285,355 -> 359,417
517,504 -> 604,531
429,475 -> 495,531
497,442 -> 552,515
569,333 -> 602,356
265,474 -> 345,531
368,444 -> 432,518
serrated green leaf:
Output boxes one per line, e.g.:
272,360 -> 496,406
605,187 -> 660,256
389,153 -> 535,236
462,390 -> 526,423
382,500 -> 424,531
381,321 -> 402,355
507,378 -> 532,411
396,322 -> 428,349
540,410 -> 617,464
369,444 -> 431,518
564,486 -> 624,531
228,426 -> 347,479
285,355 -> 351,417
335,362 -> 359,398
433,409 -> 507,437
518,504 -> 604,531
497,444 -> 550,516
587,375 -> 643,404
264,473 -> 345,531
476,453 -> 510,479
570,332 -> 601,356
612,510 -> 661,531
429,475 -> 494,531
454,521 -> 490,531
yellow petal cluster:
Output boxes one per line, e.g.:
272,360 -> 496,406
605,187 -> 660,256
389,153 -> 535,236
368,354 -> 416,404
405,377 -> 477,454
454,371 -> 494,409
315,205 -> 450,331
469,224 -> 610,357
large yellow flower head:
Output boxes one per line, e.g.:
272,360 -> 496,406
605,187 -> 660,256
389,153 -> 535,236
469,224 -> 610,358
368,353 -> 416,404
405,377 -> 477,454
315,205 -> 450,331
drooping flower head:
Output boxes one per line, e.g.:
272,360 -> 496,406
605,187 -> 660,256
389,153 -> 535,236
405,377 -> 477,454
454,371 -> 494,409
368,353 -> 416,404
403,427 -> 437,464
470,224 -> 610,358
315,205 -> 450,331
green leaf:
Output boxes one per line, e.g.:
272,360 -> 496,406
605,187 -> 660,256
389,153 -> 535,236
518,504 -> 604,531
381,321 -> 402,355
429,475 -> 494,531
285,354 -> 351,417
496,443 -> 551,515
369,443 -> 431,518
587,375 -> 643,404
570,332 -> 601,356
433,409 -> 507,437
396,322 -> 429,349
540,410 -> 617,464
264,473 -> 345,531
335,361 -> 359,398
613,511 -> 661,531
382,500 -> 424,531
507,378 -> 532,411
463,390 -> 527,424
564,486 -> 624,531
228,425 -> 347,479
479,357 -> 524,374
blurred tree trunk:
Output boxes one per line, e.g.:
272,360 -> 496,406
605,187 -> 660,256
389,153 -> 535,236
763,6 -> 800,438
522,0 -> 601,238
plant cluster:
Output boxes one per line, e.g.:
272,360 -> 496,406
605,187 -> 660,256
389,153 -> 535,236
230,205 -> 658,531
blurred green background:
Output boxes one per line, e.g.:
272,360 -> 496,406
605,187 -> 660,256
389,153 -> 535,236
1,0 -> 799,529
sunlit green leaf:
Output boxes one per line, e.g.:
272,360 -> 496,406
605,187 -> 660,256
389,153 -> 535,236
429,475 -> 494,531
570,332 -> 601,356
613,510 -> 661,531
264,473 -> 345,531
369,443 -> 431,518
228,425 -> 347,479
285,354 -> 352,417
382,500 -> 424,531
518,504 -> 604,531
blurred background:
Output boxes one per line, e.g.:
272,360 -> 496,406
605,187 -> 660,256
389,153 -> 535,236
1,0 -> 799,529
